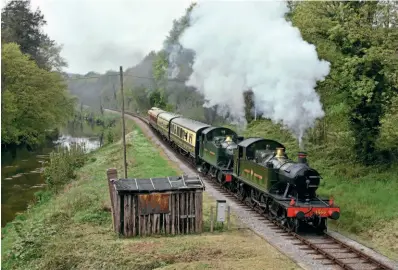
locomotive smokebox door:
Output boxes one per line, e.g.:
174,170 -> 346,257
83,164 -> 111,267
216,200 -> 227,222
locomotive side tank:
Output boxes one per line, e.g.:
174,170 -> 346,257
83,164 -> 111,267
256,147 -> 321,201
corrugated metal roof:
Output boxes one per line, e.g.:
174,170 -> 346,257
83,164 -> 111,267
113,175 -> 205,193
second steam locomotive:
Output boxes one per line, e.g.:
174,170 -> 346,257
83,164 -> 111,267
148,107 -> 340,233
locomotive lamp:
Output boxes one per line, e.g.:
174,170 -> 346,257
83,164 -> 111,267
329,196 -> 334,206
289,198 -> 296,206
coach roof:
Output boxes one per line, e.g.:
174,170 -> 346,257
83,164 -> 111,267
158,112 -> 181,121
171,117 -> 211,132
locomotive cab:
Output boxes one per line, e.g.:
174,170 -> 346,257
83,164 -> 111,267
199,127 -> 238,170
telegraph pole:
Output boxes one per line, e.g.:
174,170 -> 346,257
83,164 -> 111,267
120,66 -> 127,178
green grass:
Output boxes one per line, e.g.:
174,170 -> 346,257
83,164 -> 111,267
1,120 -> 299,270
241,119 -> 398,260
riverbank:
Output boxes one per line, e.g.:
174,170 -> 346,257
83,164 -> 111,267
1,119 -> 299,270
1,112 -> 136,228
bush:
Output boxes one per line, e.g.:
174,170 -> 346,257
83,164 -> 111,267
106,129 -> 114,144
44,144 -> 86,192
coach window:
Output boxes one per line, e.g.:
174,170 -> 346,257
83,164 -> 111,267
189,134 -> 193,144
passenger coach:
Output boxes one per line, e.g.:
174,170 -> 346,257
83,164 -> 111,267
169,117 -> 210,159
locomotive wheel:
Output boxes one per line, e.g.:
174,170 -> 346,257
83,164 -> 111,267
286,218 -> 298,233
237,184 -> 246,201
315,218 -> 327,235
266,203 -> 277,220
249,189 -> 257,208
216,170 -> 223,183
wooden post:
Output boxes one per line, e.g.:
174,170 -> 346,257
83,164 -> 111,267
119,66 -> 127,179
107,168 -> 118,231
227,205 -> 231,230
210,205 -> 214,232
113,83 -> 117,109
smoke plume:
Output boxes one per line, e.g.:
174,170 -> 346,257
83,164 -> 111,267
169,1 -> 330,147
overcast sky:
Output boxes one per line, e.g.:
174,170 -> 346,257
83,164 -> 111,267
11,0 -> 193,74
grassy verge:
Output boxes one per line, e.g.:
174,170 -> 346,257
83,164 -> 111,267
1,120 -> 299,270
242,120 -> 398,260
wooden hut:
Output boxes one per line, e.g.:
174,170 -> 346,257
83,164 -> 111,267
107,168 -> 205,237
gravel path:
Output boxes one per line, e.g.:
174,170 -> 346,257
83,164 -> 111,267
109,110 -> 398,270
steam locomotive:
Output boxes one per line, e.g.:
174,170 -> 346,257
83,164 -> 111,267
148,107 -> 340,233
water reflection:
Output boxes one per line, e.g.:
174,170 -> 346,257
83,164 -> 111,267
1,121 -> 101,227
54,135 -> 100,153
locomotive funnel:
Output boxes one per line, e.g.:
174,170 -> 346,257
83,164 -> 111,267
298,152 -> 307,164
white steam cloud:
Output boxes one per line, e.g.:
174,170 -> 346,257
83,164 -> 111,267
170,1 -> 330,147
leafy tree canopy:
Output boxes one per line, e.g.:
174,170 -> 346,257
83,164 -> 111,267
1,0 -> 67,71
292,1 -> 398,164
1,43 -> 76,146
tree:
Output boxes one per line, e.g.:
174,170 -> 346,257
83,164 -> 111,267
1,43 -> 76,146
292,1 -> 398,164
149,90 -> 167,109
1,0 -> 67,71
151,3 -> 201,115
243,89 -> 255,124
204,105 -> 219,125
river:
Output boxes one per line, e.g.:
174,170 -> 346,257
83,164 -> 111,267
1,121 -> 102,227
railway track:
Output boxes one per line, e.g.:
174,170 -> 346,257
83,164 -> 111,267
114,110 -> 395,270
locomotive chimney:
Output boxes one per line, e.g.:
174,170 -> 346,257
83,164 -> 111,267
298,152 -> 307,164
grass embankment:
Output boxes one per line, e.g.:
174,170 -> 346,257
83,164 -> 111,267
2,120 -> 299,270
241,120 -> 398,260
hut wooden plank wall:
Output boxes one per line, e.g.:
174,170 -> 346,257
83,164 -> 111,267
106,168 -> 205,237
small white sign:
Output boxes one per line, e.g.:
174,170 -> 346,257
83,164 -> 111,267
216,200 -> 226,222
